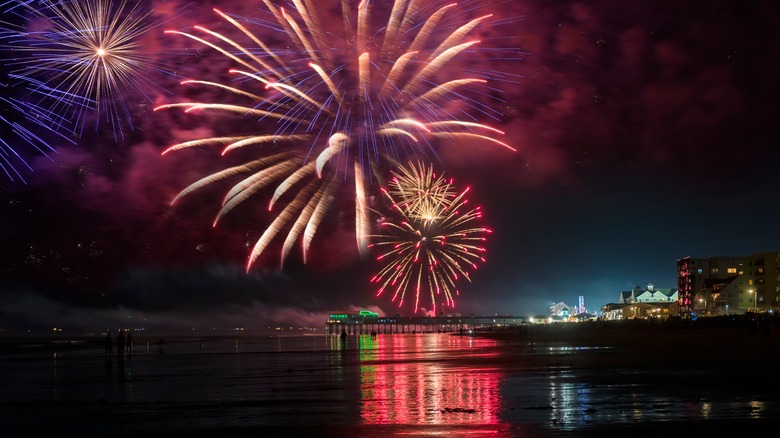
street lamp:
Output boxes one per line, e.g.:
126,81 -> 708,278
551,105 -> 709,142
749,289 -> 757,310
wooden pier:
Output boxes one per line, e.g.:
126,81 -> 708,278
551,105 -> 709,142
326,310 -> 529,335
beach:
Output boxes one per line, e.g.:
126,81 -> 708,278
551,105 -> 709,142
1,318 -> 779,437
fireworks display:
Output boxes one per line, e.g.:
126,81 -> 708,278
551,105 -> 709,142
157,0 -> 516,271
3,0 -> 180,141
0,82 -> 72,184
368,160 -> 490,314
1,4 -> 74,184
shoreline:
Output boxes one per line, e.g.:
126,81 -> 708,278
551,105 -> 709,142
2,317 -> 778,362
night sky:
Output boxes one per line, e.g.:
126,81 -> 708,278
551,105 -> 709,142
1,0 -> 779,333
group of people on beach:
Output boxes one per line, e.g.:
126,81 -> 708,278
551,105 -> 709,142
104,329 -> 133,356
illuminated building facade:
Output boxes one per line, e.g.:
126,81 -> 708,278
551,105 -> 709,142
753,252 -> 780,311
597,283 -> 679,321
677,253 -> 780,317
600,301 -> 677,320
619,283 -> 678,305
549,302 -> 575,318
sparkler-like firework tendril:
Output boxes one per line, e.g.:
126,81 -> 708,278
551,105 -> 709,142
156,0 -> 516,271
0,82 -> 71,184
368,160 -> 490,315
4,0 -> 181,141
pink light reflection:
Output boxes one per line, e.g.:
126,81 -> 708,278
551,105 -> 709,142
359,335 -> 505,426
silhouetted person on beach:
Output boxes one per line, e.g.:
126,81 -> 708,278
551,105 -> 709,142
340,329 -> 348,346
104,330 -> 113,355
126,333 -> 133,355
519,324 -> 530,341
116,330 -> 125,356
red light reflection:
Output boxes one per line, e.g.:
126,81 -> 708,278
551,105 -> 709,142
357,334 -> 505,425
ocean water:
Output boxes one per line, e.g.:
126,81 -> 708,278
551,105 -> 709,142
1,333 -> 778,436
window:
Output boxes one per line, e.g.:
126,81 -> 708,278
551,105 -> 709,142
727,267 -> 737,274
697,268 -> 703,274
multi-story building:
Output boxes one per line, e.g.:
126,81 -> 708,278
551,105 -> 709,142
677,253 -> 780,317
753,252 -> 780,310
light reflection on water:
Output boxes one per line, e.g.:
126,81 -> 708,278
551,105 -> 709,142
499,348 -> 778,432
0,333 -> 778,434
355,334 -> 503,425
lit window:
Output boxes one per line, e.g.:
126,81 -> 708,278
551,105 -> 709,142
749,279 -> 753,285
697,268 -> 703,274
727,267 -> 737,274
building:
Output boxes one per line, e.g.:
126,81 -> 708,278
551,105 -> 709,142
530,314 -> 568,324
677,253 -> 780,317
601,302 -> 677,320
600,282 -> 679,320
549,302 -> 576,318
619,283 -> 678,304
754,252 -> 780,310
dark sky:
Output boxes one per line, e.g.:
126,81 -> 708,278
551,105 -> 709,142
1,0 -> 779,333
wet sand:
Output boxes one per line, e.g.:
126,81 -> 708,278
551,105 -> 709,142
471,318 -> 780,436
1,318 -> 779,437
477,317 -> 780,369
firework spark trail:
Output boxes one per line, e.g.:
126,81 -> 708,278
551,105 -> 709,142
0,91 -> 71,184
3,0 -> 186,141
1,8 -> 74,184
368,161 -> 490,314
156,0 -> 517,270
